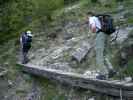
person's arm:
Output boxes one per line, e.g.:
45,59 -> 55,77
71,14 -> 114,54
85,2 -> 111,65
89,17 -> 97,33
89,23 -> 96,33
20,36 -> 23,49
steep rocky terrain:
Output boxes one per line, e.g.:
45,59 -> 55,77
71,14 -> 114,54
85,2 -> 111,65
0,0 -> 133,100
29,1 -> 133,77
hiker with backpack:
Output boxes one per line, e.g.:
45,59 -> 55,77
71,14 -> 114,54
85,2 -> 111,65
20,30 -> 33,64
87,11 -> 116,79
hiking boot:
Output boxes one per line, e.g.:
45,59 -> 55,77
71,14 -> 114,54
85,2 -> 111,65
22,60 -> 28,64
22,59 -> 29,64
22,61 -> 27,64
108,69 -> 117,78
96,74 -> 107,80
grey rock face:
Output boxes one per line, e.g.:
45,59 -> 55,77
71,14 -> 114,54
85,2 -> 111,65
117,5 -> 124,11
111,27 -> 133,44
72,42 -> 92,62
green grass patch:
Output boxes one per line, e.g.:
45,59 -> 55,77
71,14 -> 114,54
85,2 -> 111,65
127,17 -> 133,24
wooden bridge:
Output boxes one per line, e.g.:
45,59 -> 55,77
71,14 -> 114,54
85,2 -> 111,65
18,63 -> 133,98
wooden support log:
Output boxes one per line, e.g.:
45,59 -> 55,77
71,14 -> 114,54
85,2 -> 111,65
18,63 -> 133,98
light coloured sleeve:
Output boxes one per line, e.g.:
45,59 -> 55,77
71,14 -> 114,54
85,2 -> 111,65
89,18 -> 96,29
20,37 -> 23,48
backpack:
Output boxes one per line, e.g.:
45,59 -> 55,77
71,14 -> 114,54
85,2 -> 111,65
96,14 -> 116,35
22,33 -> 32,47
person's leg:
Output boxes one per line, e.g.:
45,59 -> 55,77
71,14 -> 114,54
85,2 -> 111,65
104,36 -> 116,77
22,51 -> 25,64
95,32 -> 108,75
20,46 -> 23,63
22,51 -> 26,64
26,46 -> 31,62
22,47 -> 29,64
24,51 -> 29,63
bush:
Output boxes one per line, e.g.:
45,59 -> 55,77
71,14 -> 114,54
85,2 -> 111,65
91,0 -> 98,3
0,0 -> 64,43
115,0 -> 124,2
64,0 -> 79,5
32,0 -> 63,21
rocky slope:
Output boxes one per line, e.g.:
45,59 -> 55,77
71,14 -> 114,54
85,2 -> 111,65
29,3 -> 133,77
0,0 -> 133,100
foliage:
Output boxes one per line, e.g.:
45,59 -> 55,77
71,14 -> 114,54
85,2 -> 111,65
0,0 -> 35,43
32,0 -> 63,20
64,0 -> 79,5
0,0 -> 64,43
91,0 -> 98,3
124,59 -> 133,76
115,0 -> 124,2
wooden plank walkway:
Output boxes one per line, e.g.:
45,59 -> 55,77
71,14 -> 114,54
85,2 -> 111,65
18,63 -> 133,98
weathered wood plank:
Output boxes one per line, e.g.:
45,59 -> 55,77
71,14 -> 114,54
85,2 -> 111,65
18,63 -> 133,97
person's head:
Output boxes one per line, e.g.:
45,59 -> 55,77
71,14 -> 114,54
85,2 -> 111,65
26,30 -> 33,37
87,11 -> 95,17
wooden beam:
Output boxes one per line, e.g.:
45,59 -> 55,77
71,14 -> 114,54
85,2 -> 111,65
18,63 -> 133,98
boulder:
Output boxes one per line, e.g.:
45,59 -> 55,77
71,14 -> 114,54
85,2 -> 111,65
72,42 -> 92,62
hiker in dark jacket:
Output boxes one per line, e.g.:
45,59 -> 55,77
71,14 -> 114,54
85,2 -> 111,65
20,30 -> 33,64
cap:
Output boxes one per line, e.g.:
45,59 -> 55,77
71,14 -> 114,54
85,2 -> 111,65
26,30 -> 33,37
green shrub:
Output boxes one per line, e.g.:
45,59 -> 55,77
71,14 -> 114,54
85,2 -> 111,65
91,0 -> 98,3
64,0 -> 79,5
115,0 -> 124,2
0,0 -> 64,43
127,18 -> 133,24
124,60 -> 133,76
32,0 -> 63,21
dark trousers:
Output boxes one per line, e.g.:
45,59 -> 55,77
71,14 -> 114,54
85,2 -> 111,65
22,51 -> 29,64
21,45 -> 30,64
